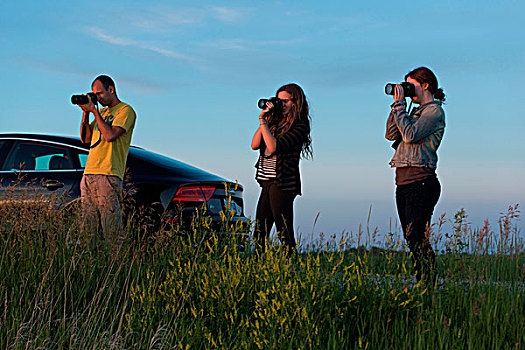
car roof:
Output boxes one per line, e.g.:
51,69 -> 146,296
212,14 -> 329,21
0,133 -> 236,186
0,133 -> 89,149
0,133 -> 144,150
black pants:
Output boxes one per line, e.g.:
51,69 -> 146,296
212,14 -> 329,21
254,181 -> 297,254
396,177 -> 440,282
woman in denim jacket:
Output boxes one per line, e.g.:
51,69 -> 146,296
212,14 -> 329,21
385,66 -> 446,285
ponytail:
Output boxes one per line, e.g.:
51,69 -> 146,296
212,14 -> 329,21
434,88 -> 446,101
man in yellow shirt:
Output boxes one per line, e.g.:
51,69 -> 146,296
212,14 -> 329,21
77,75 -> 136,247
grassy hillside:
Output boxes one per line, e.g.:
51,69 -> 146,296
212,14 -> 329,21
0,197 -> 523,349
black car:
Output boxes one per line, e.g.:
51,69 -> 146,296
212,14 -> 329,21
0,133 -> 249,234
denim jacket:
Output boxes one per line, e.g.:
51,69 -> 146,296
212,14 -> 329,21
385,100 -> 445,169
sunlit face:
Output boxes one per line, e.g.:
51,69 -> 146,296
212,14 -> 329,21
91,80 -> 114,107
277,91 -> 293,115
406,76 -> 427,104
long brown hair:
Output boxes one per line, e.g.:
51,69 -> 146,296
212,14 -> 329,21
267,83 -> 313,159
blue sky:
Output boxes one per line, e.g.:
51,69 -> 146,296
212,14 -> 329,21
1,1 -> 524,246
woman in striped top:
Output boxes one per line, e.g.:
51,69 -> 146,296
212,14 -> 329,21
251,83 -> 313,255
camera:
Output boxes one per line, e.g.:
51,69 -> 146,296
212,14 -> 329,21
258,97 -> 282,113
71,92 -> 97,105
384,82 -> 415,97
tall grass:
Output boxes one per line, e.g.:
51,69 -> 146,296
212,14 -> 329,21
0,187 -> 523,349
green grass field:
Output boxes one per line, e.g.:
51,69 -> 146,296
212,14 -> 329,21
0,196 -> 523,349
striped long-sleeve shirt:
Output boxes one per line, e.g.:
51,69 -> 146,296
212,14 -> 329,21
255,121 -> 309,195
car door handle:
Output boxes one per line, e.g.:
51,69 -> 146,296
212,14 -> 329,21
42,181 -> 65,190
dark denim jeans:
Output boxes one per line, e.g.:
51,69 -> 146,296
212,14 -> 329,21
396,177 -> 440,283
254,181 -> 297,254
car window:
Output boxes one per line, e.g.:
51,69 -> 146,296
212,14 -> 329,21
78,152 -> 88,168
0,140 -> 6,166
2,141 -> 74,171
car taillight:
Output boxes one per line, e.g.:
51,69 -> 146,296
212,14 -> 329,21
172,186 -> 215,202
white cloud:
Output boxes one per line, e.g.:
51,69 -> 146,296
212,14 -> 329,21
118,6 -> 248,34
200,38 -> 304,51
88,28 -> 198,64
89,29 -> 137,46
209,6 -> 246,23
127,8 -> 202,33
202,39 -> 246,50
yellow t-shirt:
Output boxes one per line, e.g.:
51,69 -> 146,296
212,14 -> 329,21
84,102 -> 136,180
